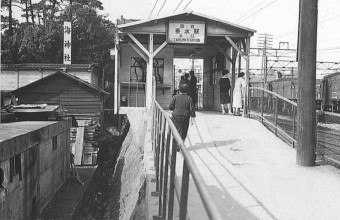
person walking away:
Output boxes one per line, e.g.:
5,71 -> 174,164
188,70 -> 198,108
233,72 -> 246,116
179,73 -> 190,87
219,69 -> 232,114
169,84 -> 196,149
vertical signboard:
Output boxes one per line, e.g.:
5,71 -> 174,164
168,21 -> 205,44
63,22 -> 71,64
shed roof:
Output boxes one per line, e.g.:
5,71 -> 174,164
1,63 -> 94,70
118,10 -> 256,34
8,71 -> 110,96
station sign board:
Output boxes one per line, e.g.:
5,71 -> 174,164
168,21 -> 205,44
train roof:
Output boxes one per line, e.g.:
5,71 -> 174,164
269,77 -> 321,85
323,72 -> 340,79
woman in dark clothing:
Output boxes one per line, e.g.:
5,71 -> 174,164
219,69 -> 232,114
188,70 -> 198,108
169,83 -> 196,141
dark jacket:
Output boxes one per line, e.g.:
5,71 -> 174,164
169,93 -> 196,117
219,77 -> 231,93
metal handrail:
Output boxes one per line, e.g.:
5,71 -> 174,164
249,86 -> 340,167
249,87 -> 297,147
252,87 -> 297,106
152,100 -> 223,220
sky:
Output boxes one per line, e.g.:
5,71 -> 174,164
8,0 -> 340,62
99,0 -> 340,62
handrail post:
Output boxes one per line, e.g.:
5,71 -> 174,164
158,115 -> 166,216
261,88 -> 264,123
152,103 -> 155,150
293,105 -> 296,147
167,138 -> 178,220
179,160 -> 190,220
274,97 -> 278,135
161,126 -> 172,219
155,108 -> 161,193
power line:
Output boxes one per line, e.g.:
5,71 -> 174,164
173,0 -> 185,12
234,0 -> 266,23
275,12 -> 340,40
183,0 -> 193,10
149,0 -> 159,18
237,0 -> 279,24
156,0 -> 167,16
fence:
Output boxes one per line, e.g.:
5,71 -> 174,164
248,86 -> 340,166
249,86 -> 297,147
151,101 -> 223,220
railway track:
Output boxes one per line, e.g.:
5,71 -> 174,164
249,110 -> 340,167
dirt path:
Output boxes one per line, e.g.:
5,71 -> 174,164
40,167 -> 96,220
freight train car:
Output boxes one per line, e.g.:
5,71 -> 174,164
322,72 -> 340,112
250,76 -> 331,111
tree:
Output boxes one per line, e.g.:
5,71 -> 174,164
59,1 -> 115,66
1,0 -> 116,67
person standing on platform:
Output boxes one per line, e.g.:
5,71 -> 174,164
233,72 -> 246,116
219,69 -> 232,114
169,83 -> 196,147
179,73 -> 190,87
188,70 -> 198,108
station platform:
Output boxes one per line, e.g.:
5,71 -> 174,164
146,111 -> 340,220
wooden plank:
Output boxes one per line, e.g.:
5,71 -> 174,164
128,42 -> 148,63
213,43 -> 232,63
128,33 -> 150,57
74,120 -> 85,165
60,101 -> 100,105
60,93 -> 99,98
62,105 -> 101,109
153,41 -> 168,57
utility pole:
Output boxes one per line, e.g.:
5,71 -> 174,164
297,0 -> 318,166
257,33 -> 273,87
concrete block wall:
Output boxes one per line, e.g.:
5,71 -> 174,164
0,119 -> 71,220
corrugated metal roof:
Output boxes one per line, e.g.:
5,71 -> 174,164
1,63 -> 94,70
8,71 -> 110,96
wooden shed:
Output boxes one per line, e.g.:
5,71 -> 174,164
8,71 -> 110,120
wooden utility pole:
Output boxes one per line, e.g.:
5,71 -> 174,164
297,0 -> 318,166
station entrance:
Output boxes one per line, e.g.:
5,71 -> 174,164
114,11 -> 255,114
174,58 -> 204,109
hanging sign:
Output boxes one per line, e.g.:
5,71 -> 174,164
168,21 -> 205,44
63,22 -> 72,64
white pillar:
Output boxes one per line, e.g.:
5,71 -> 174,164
244,36 -> 251,117
146,33 -> 154,109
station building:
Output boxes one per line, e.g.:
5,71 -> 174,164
113,11 -> 255,113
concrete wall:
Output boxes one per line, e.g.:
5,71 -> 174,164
1,69 -> 96,91
0,120 -> 71,219
120,45 -> 174,109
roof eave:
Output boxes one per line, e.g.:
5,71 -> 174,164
117,10 -> 256,35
